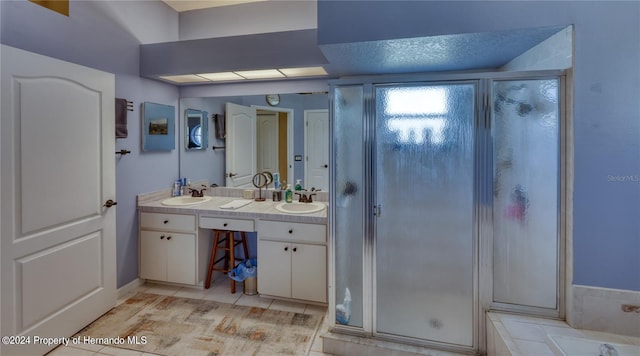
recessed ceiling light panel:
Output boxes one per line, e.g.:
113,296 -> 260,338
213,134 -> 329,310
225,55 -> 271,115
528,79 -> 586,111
159,74 -> 210,83
279,66 -> 327,77
197,72 -> 245,81
234,69 -> 285,79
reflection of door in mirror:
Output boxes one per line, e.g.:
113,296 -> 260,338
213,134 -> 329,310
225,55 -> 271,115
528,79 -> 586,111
227,103 -> 294,188
304,109 -> 329,191
185,109 -> 207,150
257,111 -> 278,173
257,110 -> 289,181
225,103 -> 256,188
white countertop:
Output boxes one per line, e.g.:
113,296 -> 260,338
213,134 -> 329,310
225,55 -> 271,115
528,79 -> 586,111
138,195 -> 328,224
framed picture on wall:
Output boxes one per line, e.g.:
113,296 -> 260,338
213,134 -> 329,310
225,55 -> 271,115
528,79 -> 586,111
142,102 -> 175,151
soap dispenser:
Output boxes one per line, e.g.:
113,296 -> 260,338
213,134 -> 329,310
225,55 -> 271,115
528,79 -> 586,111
285,184 -> 293,203
295,179 -> 302,191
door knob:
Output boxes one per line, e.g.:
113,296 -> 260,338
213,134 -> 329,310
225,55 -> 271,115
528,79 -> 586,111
323,164 -> 328,168
103,199 -> 117,208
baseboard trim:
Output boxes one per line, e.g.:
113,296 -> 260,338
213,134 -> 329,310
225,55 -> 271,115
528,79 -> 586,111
117,278 -> 145,300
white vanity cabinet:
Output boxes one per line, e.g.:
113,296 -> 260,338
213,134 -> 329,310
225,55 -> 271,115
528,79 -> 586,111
139,211 -> 206,286
257,220 -> 327,303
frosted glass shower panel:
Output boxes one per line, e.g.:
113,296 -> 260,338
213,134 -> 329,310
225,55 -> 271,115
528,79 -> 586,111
492,79 -> 559,309
333,86 -> 365,328
375,84 -> 476,346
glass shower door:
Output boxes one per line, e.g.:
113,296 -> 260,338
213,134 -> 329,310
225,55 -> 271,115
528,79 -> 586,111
374,83 -> 476,347
492,78 -> 560,311
332,86 -> 366,329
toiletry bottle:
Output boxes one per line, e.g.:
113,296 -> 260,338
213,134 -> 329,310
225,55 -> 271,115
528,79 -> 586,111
273,172 -> 280,190
285,184 -> 293,203
295,179 -> 302,191
182,178 -> 191,196
172,180 -> 181,197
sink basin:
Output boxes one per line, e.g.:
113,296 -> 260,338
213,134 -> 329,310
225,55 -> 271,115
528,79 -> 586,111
161,196 -> 212,206
275,202 -> 326,214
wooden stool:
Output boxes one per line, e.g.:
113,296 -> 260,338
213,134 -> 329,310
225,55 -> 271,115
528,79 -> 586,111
204,230 -> 250,293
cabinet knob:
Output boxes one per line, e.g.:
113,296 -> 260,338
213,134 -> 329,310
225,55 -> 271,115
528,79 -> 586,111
293,247 -> 297,252
160,235 -> 165,239
167,236 -> 172,240
164,220 -> 169,224
288,229 -> 293,234
284,246 -> 288,251
223,223 -> 228,227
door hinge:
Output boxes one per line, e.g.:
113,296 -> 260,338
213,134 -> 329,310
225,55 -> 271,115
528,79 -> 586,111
373,204 -> 381,217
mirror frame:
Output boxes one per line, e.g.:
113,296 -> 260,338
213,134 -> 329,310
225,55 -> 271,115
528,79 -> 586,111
184,108 -> 208,151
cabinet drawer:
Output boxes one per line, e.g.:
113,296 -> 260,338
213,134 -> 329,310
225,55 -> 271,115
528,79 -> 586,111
259,220 -> 326,244
140,212 -> 196,231
199,215 -> 255,232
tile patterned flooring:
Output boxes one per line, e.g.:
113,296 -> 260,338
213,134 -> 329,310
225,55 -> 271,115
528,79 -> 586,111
47,278 -> 332,356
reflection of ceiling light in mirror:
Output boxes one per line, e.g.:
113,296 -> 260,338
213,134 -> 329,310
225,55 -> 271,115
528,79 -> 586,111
278,66 -> 327,77
197,72 -> 245,81
234,69 -> 285,79
385,87 -> 447,116
159,74 -> 211,83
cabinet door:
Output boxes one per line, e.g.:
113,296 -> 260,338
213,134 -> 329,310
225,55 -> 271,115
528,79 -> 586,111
258,240 -> 291,298
140,231 -> 167,281
291,244 -> 326,303
166,233 -> 196,285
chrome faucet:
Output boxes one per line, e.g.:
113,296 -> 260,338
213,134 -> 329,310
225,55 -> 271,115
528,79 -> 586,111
600,343 -> 619,356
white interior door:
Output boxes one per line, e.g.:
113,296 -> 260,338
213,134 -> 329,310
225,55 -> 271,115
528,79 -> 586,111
304,110 -> 329,191
225,102 -> 256,188
1,45 -> 116,355
257,111 -> 279,173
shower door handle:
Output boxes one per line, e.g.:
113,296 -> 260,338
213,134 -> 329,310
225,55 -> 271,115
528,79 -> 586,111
373,204 -> 381,217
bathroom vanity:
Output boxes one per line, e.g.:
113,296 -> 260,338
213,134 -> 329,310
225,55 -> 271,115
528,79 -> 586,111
139,211 -> 202,285
137,190 -> 328,304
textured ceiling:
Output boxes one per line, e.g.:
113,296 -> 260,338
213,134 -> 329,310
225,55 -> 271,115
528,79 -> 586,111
320,25 -> 566,76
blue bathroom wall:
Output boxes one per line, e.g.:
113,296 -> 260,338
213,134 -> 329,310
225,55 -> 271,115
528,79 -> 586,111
318,1 -> 640,292
0,0 -> 181,288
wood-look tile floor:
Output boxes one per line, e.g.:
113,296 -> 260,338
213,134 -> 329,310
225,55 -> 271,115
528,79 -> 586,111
48,277 -> 332,356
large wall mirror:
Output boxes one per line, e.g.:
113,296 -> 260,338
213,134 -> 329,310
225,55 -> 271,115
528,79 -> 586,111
179,92 -> 329,191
